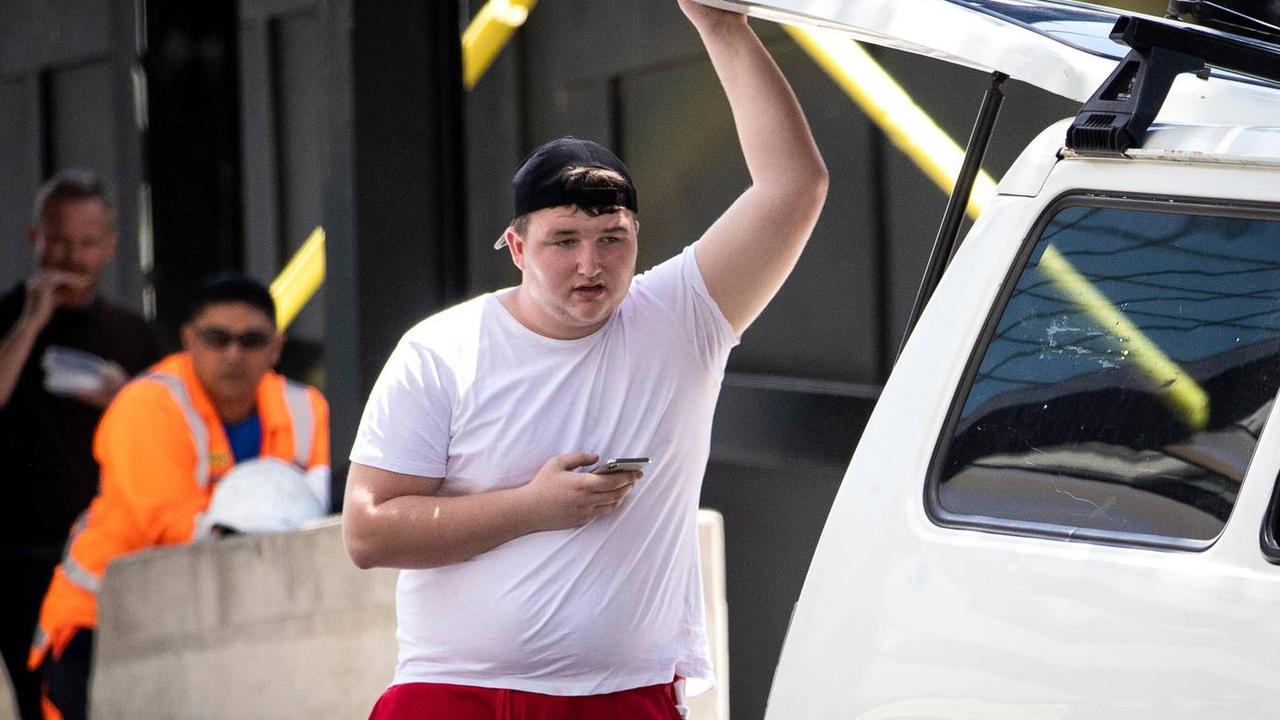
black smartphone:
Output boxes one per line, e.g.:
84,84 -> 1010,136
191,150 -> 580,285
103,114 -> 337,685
589,457 -> 650,474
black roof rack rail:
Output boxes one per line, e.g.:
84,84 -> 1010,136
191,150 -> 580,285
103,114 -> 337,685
1166,0 -> 1280,45
1066,15 -> 1280,156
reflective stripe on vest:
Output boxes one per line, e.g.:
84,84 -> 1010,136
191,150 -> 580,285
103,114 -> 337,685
32,624 -> 48,654
282,381 -> 314,467
58,509 -> 98,594
61,556 -> 102,595
147,372 -> 314,484
147,372 -> 212,489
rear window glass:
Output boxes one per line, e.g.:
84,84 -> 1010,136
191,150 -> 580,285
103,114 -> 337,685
933,201 -> 1280,547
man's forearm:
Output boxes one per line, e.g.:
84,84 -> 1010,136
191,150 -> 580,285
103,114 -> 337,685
694,16 -> 825,189
0,317 -> 42,408
344,454 -> 636,569
345,485 -> 542,570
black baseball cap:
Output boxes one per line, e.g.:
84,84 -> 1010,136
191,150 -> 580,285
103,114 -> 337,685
496,137 -> 638,249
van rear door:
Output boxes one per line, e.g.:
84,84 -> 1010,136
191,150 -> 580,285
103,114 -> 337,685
701,0 -> 1280,125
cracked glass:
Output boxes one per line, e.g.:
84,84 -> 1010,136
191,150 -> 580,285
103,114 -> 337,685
936,202 -> 1280,545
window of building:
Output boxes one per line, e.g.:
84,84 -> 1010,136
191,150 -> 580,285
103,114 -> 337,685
932,199 -> 1280,548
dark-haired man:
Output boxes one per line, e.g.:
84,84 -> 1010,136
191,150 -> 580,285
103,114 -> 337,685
0,171 -> 159,719
343,1 -> 827,717
30,274 -> 330,720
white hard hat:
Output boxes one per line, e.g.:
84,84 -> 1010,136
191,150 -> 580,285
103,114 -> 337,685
204,457 -> 328,535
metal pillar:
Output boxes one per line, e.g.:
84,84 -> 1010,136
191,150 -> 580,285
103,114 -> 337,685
321,0 -> 467,503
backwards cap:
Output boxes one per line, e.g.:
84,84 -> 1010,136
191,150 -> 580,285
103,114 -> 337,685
496,137 -> 638,249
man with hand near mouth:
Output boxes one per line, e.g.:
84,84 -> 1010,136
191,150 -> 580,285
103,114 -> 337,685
343,1 -> 828,717
0,171 -> 159,720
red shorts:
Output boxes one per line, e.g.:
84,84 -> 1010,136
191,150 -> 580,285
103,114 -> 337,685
367,679 -> 685,720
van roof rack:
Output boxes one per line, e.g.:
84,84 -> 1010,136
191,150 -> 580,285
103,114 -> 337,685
1066,15 -> 1280,156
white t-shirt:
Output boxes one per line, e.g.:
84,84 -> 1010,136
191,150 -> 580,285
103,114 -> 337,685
350,246 -> 738,696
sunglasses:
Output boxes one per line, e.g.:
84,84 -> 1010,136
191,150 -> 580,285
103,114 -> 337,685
195,326 -> 275,351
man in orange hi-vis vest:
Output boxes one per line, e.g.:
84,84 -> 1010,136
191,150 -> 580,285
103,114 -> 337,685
29,274 -> 330,720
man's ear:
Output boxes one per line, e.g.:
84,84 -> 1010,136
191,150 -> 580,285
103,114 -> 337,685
269,331 -> 285,366
180,323 -> 196,352
505,227 -> 525,270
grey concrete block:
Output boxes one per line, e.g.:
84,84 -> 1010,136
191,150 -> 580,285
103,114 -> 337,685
93,518 -> 397,720
92,513 -> 728,719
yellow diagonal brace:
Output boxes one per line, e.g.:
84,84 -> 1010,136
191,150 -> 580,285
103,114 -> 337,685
784,25 -> 996,219
785,24 -> 1208,430
270,226 -> 326,330
463,0 -> 539,91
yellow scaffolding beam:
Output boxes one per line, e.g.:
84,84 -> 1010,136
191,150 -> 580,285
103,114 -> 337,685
784,25 -> 996,219
462,0 -> 539,91
269,226 -> 326,330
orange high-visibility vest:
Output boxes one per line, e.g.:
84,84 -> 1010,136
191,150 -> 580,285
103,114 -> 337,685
29,352 -> 329,668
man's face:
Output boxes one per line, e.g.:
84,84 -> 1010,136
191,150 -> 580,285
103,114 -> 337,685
505,206 -> 638,339
181,302 -> 282,416
30,198 -> 117,305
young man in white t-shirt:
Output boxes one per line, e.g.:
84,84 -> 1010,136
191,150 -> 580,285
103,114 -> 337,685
342,1 -> 828,717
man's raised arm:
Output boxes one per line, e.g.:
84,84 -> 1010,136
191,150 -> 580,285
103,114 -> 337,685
680,0 -> 828,336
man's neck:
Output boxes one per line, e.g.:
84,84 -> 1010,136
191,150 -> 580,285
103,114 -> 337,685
499,288 -> 603,340
215,397 -> 257,424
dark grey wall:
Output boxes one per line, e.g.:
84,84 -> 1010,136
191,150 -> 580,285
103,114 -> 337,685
240,0 -> 327,356
319,0 -> 468,508
144,1 -> 246,344
0,0 -> 144,313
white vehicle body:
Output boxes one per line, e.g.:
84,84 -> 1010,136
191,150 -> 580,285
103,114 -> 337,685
699,1 -> 1280,717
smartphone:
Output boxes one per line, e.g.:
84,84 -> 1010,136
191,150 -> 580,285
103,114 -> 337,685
589,457 -> 650,474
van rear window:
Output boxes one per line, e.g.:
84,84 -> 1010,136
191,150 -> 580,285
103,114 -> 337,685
933,200 -> 1280,547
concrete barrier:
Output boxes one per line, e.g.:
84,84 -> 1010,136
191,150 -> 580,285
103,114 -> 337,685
691,508 -> 731,720
93,511 -> 729,719
92,518 -> 397,719
0,669 -> 16,720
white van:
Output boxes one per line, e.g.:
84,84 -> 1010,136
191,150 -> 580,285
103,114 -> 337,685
701,0 -> 1280,717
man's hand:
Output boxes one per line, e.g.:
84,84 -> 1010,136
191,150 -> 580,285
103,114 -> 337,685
22,270 -> 89,331
1,270 -> 92,408
520,452 -> 643,531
